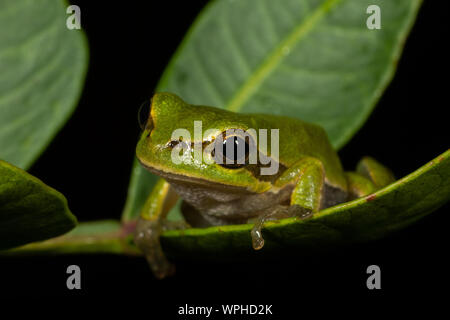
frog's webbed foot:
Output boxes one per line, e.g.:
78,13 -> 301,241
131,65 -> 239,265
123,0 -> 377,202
250,205 -> 315,250
134,218 -> 188,279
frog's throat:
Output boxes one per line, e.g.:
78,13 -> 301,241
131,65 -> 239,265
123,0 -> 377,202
139,161 -> 255,194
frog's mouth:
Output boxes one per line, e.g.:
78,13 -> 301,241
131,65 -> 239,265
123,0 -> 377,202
139,160 -> 254,194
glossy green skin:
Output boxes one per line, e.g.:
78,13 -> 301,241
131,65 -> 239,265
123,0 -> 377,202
134,92 -> 394,279
136,92 -> 347,194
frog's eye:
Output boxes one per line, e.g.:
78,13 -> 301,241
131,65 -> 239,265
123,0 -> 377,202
215,133 -> 250,169
138,99 -> 152,130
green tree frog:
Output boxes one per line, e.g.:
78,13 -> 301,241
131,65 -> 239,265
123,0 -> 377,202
134,93 -> 395,278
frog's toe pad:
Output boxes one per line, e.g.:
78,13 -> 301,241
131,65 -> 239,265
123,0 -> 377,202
251,228 -> 265,250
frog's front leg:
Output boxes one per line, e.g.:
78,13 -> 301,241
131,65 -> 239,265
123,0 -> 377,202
134,178 -> 182,279
277,157 -> 326,213
250,157 -> 325,250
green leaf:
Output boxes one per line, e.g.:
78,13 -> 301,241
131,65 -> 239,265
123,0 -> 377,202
0,160 -> 77,250
1,220 -> 139,255
122,0 -> 422,222
160,149 -> 450,259
10,150 -> 449,259
0,0 -> 88,169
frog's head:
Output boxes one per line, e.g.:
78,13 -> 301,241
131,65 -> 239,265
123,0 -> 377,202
136,92 -> 276,193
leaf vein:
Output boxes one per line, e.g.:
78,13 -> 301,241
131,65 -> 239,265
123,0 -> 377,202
226,0 -> 342,112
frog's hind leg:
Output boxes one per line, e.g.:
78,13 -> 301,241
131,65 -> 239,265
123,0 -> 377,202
357,156 -> 395,188
346,157 -> 395,199
345,172 -> 377,200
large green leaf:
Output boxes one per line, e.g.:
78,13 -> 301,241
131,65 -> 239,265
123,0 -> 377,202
0,160 -> 77,250
0,0 -> 88,169
0,220 -> 139,255
161,149 -> 450,259
122,0 -> 422,222
6,150 -> 449,258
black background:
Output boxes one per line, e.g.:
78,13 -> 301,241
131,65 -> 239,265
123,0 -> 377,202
1,0 -> 449,312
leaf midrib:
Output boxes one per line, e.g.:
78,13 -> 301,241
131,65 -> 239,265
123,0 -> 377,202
226,0 -> 342,112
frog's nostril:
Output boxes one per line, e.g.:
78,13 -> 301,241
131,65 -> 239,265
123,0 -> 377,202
138,99 -> 152,130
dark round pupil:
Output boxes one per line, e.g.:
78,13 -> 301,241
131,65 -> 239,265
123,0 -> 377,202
222,136 -> 249,163
138,100 -> 151,130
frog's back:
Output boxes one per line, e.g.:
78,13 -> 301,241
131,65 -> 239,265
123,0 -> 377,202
246,113 -> 347,190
